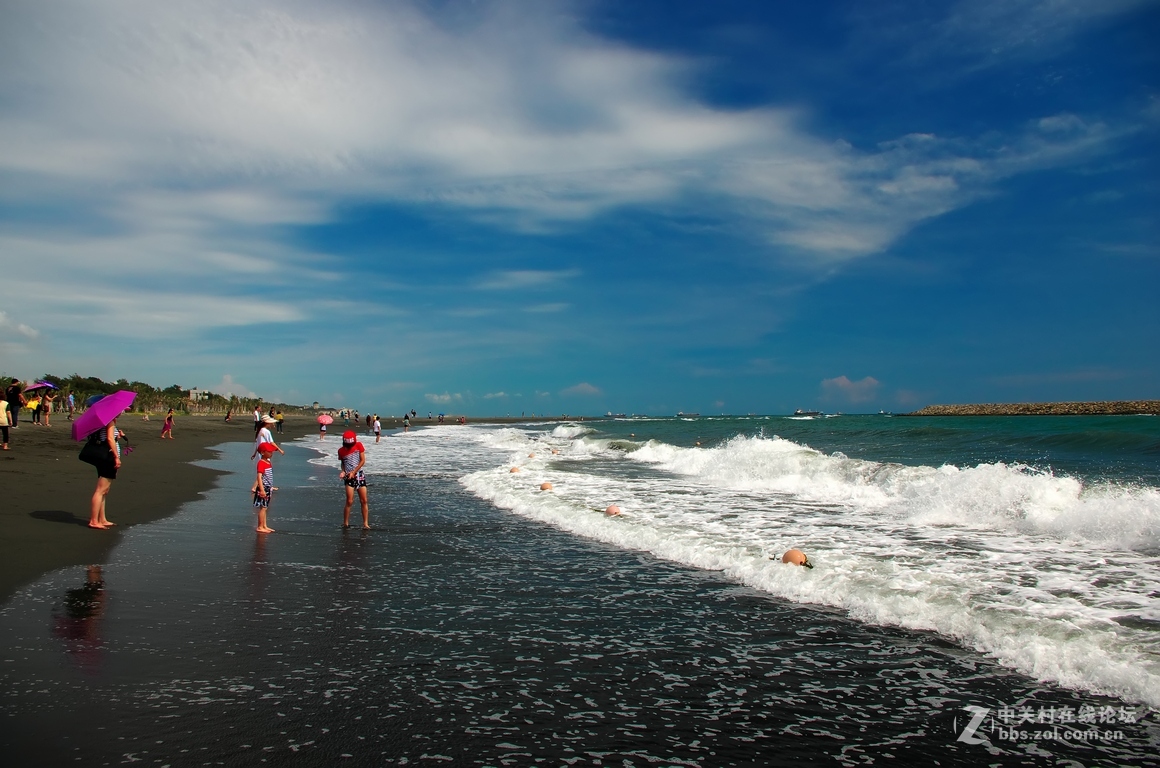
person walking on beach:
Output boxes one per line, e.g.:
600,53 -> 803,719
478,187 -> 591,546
338,430 -> 370,529
31,394 -> 43,425
275,410 -> 284,434
253,442 -> 276,533
86,418 -> 123,529
42,391 -> 54,426
373,415 -> 381,443
253,406 -> 262,436
5,380 -> 24,428
160,408 -> 175,439
0,397 -> 10,450
67,391 -> 75,421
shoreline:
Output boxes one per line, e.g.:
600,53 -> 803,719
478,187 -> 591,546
0,414 -> 320,605
0,414 -> 578,605
904,400 -> 1160,416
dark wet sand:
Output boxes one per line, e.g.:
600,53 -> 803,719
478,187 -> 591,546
0,414 -> 315,604
0,413 -> 579,605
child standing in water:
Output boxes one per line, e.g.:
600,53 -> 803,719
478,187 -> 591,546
338,430 -> 370,529
253,442 -> 276,533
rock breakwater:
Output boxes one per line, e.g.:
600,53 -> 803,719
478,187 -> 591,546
906,401 -> 1160,416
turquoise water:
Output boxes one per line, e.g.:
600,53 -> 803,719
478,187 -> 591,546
597,414 -> 1160,485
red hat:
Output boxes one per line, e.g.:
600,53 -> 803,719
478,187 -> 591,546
342,431 -> 357,443
257,442 -> 277,454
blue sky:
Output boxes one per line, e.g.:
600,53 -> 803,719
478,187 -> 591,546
0,0 -> 1156,415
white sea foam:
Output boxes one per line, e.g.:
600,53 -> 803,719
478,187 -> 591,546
339,424 -> 1160,707
450,424 -> 1160,705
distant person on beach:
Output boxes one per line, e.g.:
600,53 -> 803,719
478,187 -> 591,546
67,391 -> 75,421
373,416 -> 381,443
252,442 -> 276,533
224,409 -> 232,422
4,380 -> 24,428
42,391 -> 54,426
275,410 -> 284,434
253,406 -> 262,436
338,430 -> 370,529
365,413 -> 371,431
251,417 -> 283,460
31,394 -> 43,425
161,408 -> 175,439
319,419 -> 327,440
85,418 -> 123,529
0,397 -> 9,450
403,413 -> 410,432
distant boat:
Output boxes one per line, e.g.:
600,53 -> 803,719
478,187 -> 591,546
677,412 -> 700,418
605,412 -> 627,418
793,409 -> 822,417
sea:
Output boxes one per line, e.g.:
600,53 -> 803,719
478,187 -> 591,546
1,414 -> 1157,766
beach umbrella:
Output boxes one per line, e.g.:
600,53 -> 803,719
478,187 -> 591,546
26,381 -> 58,391
85,393 -> 107,407
317,414 -> 333,425
72,390 -> 136,441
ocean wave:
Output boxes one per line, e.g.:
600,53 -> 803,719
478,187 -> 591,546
455,426 -> 1160,707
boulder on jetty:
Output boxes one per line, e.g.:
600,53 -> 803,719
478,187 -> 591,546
905,400 -> 1159,416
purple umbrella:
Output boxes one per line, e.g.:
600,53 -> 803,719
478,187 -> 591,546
72,390 -> 136,442
26,381 -> 58,391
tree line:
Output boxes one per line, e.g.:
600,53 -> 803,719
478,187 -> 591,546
2,373 -> 315,415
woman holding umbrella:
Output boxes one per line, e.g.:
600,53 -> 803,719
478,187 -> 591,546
74,391 -> 136,530
86,418 -> 122,529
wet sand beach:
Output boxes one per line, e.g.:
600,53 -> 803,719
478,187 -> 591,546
0,414 -> 574,604
0,414 -> 316,604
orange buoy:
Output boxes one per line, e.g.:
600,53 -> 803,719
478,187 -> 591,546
781,549 -> 813,569
540,482 -> 553,491
528,453 -> 536,458
510,467 -> 520,473
604,505 -> 621,516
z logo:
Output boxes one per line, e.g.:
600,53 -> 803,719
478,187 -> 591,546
956,705 -> 991,744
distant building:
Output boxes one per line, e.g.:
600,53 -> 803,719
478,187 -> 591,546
189,389 -> 208,401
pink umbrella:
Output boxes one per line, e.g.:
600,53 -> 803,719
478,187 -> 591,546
72,390 -> 137,441
317,414 -> 333,425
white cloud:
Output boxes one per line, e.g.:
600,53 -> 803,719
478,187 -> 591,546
821,375 -> 881,405
484,392 -> 508,399
425,392 -> 462,404
561,382 -> 601,397
0,0 -> 1141,360
0,311 -> 39,339
2,0 -> 1124,270
476,270 -> 582,290
211,374 -> 257,399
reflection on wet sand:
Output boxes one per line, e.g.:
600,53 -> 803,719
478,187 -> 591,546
51,565 -> 106,674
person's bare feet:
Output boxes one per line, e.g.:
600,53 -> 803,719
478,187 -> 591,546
256,526 -> 274,533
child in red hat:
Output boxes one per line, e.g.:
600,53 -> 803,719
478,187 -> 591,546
338,430 -> 370,529
253,442 -> 277,533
